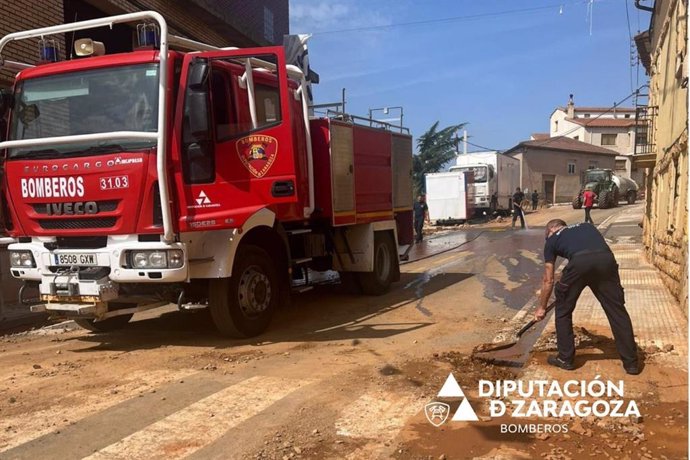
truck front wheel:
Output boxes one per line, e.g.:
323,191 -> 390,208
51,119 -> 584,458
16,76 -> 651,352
210,245 -> 278,338
358,232 -> 398,296
75,314 -> 133,333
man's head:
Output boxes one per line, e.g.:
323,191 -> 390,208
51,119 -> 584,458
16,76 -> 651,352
417,194 -> 425,202
516,187 -> 521,192
545,219 -> 566,240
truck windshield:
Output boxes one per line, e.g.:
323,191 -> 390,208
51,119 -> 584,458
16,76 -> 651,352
585,171 -> 609,182
9,63 -> 159,158
455,166 -> 487,183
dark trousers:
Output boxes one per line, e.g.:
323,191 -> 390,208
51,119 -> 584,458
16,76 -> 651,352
584,207 -> 593,224
511,204 -> 525,228
554,251 -> 638,368
414,219 -> 424,242
532,201 -> 538,210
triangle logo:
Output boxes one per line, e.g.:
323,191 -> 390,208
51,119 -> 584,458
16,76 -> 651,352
451,397 -> 479,422
196,191 -> 211,206
438,373 -> 464,398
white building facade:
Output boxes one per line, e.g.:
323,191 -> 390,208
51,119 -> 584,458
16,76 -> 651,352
547,97 -> 642,184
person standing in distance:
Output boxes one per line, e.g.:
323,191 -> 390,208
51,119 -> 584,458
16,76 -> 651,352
582,186 -> 597,224
413,195 -> 430,243
534,219 -> 639,374
531,190 -> 539,211
511,187 -> 525,229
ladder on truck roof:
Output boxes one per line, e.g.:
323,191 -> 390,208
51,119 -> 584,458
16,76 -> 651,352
0,10 -> 316,241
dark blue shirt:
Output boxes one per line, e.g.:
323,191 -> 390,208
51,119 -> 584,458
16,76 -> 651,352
543,223 -> 610,263
413,201 -> 428,221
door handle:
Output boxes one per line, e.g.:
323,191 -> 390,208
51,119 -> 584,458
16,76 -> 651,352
272,180 -> 295,197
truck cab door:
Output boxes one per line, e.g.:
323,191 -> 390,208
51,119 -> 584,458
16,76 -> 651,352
172,47 -> 298,232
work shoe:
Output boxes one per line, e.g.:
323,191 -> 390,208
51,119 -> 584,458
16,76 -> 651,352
547,355 -> 575,370
624,365 -> 641,375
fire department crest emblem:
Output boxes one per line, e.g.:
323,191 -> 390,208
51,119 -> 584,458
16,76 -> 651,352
236,135 -> 278,178
425,402 -> 450,427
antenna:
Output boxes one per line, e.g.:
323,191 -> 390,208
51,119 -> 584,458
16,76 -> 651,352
69,12 -> 78,59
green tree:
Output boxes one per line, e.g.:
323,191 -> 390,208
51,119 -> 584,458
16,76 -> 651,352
412,121 -> 466,193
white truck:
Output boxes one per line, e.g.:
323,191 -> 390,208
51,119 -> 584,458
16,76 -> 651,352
450,151 -> 520,214
425,170 -> 474,224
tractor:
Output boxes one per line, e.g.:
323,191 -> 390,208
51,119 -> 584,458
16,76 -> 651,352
572,169 -> 621,210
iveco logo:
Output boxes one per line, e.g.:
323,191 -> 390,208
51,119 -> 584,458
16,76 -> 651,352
46,202 -> 98,216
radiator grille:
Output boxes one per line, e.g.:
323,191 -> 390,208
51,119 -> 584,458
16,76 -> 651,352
38,218 -> 117,230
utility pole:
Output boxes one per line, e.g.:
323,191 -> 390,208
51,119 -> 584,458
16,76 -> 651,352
463,129 -> 468,155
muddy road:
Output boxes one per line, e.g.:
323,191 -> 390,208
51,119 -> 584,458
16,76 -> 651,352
0,205 -> 662,460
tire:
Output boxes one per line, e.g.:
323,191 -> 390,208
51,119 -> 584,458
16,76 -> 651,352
209,245 -> 279,338
572,195 -> 583,209
613,187 -> 620,206
598,190 -> 611,209
627,191 -> 636,205
358,232 -> 398,296
75,314 -> 133,333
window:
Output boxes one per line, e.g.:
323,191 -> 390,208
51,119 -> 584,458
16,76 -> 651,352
624,114 -> 631,118
601,134 -> 617,146
615,159 -> 627,171
567,162 -> 576,174
573,135 -> 579,141
9,64 -> 159,158
211,70 -> 234,141
256,84 -> 280,124
583,114 -> 591,118
554,120 -> 558,131
588,161 -> 599,169
264,7 -> 274,43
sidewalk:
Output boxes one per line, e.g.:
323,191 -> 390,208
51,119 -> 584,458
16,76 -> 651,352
516,204 -> 688,460
537,204 -> 688,370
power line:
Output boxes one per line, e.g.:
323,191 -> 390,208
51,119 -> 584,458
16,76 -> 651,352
310,1 -> 586,36
466,140 -> 500,152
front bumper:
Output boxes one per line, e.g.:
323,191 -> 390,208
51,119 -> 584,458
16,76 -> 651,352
9,235 -> 188,302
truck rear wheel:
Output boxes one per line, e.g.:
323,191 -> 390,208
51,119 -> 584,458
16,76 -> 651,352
572,195 -> 583,209
358,232 -> 398,296
75,314 -> 133,333
627,191 -> 636,204
598,190 -> 611,209
209,245 -> 278,338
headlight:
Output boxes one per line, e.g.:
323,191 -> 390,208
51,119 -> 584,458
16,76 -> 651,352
10,251 -> 35,268
129,250 -> 183,269
168,250 -> 184,269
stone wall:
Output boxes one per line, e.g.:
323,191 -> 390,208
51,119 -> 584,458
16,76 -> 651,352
641,0 -> 688,316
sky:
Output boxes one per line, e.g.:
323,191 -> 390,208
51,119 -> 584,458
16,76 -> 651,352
289,0 -> 653,152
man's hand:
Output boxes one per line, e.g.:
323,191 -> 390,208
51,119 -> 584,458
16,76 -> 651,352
534,306 -> 547,321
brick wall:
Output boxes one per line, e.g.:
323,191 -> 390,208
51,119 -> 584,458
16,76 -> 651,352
83,0 -> 288,48
0,0 -> 66,87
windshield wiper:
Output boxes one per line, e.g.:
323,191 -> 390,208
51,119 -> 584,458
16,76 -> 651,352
74,143 -> 126,155
10,148 -> 62,160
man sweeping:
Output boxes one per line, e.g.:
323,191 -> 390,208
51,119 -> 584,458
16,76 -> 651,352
534,219 -> 639,375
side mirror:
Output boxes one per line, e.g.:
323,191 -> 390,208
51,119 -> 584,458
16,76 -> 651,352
186,91 -> 209,136
187,58 -> 209,90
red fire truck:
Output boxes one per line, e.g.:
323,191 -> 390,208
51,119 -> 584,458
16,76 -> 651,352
0,12 -> 413,337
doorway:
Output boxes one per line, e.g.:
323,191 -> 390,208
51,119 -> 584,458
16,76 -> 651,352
543,175 -> 555,205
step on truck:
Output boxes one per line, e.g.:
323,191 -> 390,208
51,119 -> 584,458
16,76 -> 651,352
0,12 -> 414,337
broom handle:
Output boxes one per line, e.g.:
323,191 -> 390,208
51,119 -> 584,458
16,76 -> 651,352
516,301 -> 556,338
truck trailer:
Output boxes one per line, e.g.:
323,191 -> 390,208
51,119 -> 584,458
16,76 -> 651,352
451,151 -> 520,214
0,12 -> 414,337
424,170 -> 474,224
